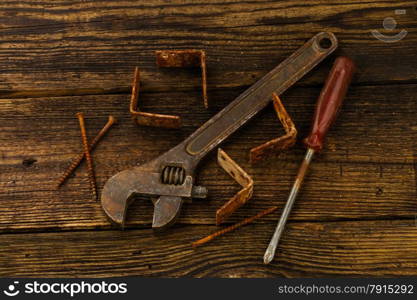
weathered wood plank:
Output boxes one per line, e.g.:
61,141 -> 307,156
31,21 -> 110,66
0,83 -> 415,232
0,0 -> 416,96
1,219 -> 417,277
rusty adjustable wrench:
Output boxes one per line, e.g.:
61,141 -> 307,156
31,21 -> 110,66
101,32 -> 338,230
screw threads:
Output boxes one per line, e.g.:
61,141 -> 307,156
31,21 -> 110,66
56,116 -> 116,188
192,206 -> 278,247
76,112 -> 97,201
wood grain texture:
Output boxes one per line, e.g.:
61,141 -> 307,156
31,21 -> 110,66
0,84 -> 415,232
0,0 -> 416,278
0,0 -> 415,97
2,219 -> 417,277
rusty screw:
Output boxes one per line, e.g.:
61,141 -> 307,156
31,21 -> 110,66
76,112 -> 97,200
192,206 -> 278,248
56,116 -> 117,188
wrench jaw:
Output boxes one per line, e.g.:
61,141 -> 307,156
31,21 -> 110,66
100,161 -> 200,228
101,168 -> 141,227
152,195 -> 183,231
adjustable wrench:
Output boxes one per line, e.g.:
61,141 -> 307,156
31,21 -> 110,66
101,32 -> 338,230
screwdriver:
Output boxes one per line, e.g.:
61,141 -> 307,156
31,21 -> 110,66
264,56 -> 356,264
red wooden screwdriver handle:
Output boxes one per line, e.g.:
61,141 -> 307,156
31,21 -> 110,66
304,56 -> 355,151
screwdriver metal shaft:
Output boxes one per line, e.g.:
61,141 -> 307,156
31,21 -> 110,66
263,56 -> 356,264
264,148 -> 314,264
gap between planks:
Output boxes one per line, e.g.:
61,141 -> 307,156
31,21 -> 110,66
0,81 -> 416,100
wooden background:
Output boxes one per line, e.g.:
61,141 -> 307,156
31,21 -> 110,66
0,0 -> 416,277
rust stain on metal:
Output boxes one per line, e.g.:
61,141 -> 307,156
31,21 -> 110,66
56,116 -> 117,188
192,206 -> 278,248
249,93 -> 297,164
156,49 -> 208,108
76,112 -> 97,201
216,148 -> 254,225
129,67 -> 182,129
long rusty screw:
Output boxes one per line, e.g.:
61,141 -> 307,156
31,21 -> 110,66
192,206 -> 278,248
76,112 -> 97,201
56,116 -> 117,188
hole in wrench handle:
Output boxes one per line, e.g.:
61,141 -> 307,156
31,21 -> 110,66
185,32 -> 338,159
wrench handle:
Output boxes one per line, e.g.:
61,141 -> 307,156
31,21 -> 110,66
304,56 -> 356,151
185,32 -> 338,161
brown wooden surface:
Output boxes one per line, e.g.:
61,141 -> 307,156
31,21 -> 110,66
0,0 -> 416,277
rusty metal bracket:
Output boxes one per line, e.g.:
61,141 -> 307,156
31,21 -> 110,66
156,49 -> 208,108
216,148 -> 254,225
129,67 -> 182,129
249,93 -> 297,164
